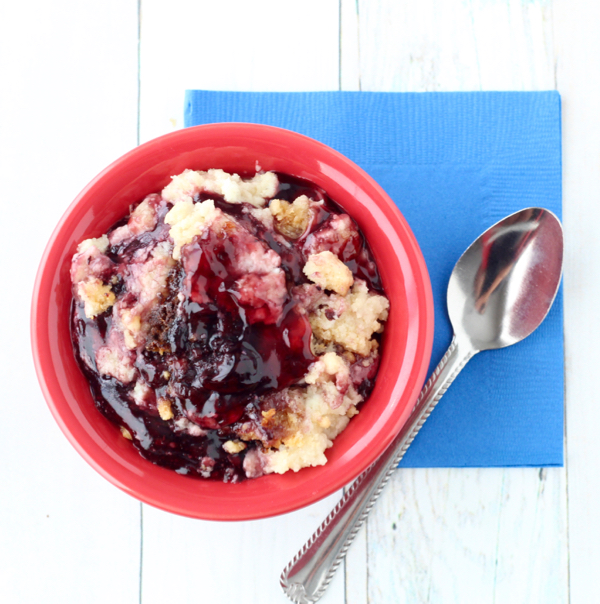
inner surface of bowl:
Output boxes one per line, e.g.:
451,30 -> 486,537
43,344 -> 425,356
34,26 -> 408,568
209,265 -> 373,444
32,123 -> 434,521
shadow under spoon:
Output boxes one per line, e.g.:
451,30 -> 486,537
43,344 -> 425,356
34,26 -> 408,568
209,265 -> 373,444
280,207 -> 564,604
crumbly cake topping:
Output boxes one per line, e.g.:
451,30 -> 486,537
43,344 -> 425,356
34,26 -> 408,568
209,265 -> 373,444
303,250 -> 354,296
308,281 -> 389,356
270,195 -> 311,239
164,198 -> 218,260
162,168 -> 278,208
71,169 -> 389,482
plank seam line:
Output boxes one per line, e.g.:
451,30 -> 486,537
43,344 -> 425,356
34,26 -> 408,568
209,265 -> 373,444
562,270 -> 571,604
139,503 -> 144,604
137,2 -> 143,601
136,0 -> 141,147
492,471 -> 506,604
356,0 -> 362,91
338,0 -> 342,92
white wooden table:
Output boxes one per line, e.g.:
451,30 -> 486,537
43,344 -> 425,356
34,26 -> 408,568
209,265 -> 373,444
1,1 -> 597,602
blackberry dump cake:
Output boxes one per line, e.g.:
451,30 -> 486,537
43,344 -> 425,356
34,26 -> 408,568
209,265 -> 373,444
70,169 -> 389,482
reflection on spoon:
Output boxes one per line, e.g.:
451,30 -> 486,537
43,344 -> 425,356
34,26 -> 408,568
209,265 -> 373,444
473,209 -> 540,313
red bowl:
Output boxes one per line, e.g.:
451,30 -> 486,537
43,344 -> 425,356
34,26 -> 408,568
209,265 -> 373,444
31,123 -> 434,521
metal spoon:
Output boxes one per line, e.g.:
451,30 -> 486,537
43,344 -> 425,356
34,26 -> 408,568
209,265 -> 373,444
280,207 -> 563,604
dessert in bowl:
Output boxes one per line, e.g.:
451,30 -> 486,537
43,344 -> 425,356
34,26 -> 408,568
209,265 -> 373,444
31,123 -> 434,520
70,168 -> 390,483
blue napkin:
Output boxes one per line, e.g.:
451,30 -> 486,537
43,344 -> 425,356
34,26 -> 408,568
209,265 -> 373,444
184,91 -> 563,468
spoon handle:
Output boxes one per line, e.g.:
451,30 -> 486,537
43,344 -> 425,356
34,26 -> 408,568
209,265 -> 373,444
280,335 -> 476,604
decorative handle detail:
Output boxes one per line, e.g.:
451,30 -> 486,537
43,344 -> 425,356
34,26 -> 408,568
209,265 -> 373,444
280,335 -> 476,604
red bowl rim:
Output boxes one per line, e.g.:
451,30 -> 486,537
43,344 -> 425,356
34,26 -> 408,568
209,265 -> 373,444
31,123 -> 434,520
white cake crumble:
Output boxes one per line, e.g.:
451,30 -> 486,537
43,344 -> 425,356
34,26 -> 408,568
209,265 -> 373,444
308,280 -> 389,356
164,198 -> 218,260
71,235 -> 116,318
162,168 -> 278,208
303,250 -> 354,296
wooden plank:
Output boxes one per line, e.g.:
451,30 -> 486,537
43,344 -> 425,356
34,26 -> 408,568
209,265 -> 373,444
356,0 -> 555,91
367,468 -> 568,603
553,1 -> 600,601
353,1 -> 567,602
344,514 -> 368,604
141,492 -> 346,604
340,0 -> 361,91
139,0 -> 340,143
0,1 -> 141,603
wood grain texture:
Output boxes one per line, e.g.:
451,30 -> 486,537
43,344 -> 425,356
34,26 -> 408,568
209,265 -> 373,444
141,492 -> 346,604
0,1 -> 141,603
344,502 -> 368,604
340,0 -> 361,91
356,0 -> 556,92
139,0 -> 340,143
368,468 -> 567,604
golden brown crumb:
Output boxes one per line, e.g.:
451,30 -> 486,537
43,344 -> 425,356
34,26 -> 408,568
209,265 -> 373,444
318,417 -> 331,429
223,440 -> 247,454
342,350 -> 356,364
120,426 -> 133,440
120,310 -> 142,350
157,399 -> 174,421
270,195 -> 311,239
310,336 -> 332,356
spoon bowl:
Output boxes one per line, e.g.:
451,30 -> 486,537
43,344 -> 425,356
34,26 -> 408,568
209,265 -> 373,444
449,208 -> 563,350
